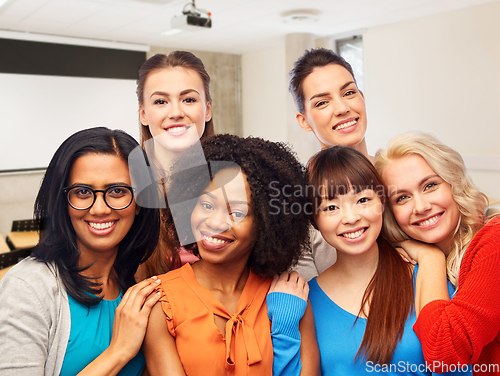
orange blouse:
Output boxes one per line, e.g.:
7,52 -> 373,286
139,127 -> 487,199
157,263 -> 273,376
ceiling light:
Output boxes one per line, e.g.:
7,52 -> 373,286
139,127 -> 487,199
161,28 -> 182,36
0,0 -> 12,9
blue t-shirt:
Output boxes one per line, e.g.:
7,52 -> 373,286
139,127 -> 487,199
308,265 -> 472,375
60,291 -> 145,376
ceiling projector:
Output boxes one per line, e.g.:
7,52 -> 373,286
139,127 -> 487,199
171,13 -> 211,30
170,0 -> 212,31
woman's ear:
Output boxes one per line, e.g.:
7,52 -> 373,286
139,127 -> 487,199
139,106 -> 149,127
205,102 -> 212,122
135,205 -> 141,215
296,112 -> 313,132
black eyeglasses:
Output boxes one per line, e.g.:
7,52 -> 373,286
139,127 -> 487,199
63,185 -> 136,210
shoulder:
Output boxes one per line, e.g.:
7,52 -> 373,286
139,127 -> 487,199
2,257 -> 59,285
468,217 -> 500,256
1,257 -> 65,303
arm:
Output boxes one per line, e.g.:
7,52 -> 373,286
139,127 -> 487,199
76,277 -> 162,376
142,302 -> 186,376
395,240 -> 449,313
413,221 -> 500,365
0,274 -> 53,376
267,272 -> 320,376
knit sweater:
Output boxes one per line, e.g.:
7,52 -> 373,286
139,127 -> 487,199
413,217 -> 500,375
0,257 -> 71,376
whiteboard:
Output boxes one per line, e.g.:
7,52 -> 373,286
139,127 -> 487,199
0,73 -> 140,171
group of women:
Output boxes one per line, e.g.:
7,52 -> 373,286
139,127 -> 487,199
0,47 -> 497,376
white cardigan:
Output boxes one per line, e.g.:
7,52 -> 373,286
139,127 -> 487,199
0,257 -> 71,376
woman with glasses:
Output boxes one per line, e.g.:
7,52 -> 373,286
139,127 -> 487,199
0,127 -> 160,376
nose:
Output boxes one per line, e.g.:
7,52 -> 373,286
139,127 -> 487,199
341,202 -> 361,225
333,97 -> 350,116
168,101 -> 184,119
89,192 -> 112,215
412,194 -> 432,214
205,207 -> 231,233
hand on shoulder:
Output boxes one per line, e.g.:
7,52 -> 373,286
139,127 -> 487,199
268,271 -> 308,302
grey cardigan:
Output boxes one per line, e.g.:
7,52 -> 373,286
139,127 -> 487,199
0,257 -> 70,376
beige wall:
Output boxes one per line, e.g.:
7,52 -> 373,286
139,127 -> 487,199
363,1 -> 500,198
241,45 -> 288,142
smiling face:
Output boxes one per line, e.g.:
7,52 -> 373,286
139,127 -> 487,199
67,153 -> 139,259
382,154 -> 460,253
139,66 -> 212,155
296,63 -> 367,151
190,168 -> 254,266
315,188 -> 383,258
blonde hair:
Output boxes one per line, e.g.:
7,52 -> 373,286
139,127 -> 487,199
374,132 -> 487,286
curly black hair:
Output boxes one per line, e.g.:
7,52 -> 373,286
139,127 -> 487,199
164,134 -> 311,277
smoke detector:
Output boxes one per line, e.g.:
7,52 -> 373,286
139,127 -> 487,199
281,9 -> 321,25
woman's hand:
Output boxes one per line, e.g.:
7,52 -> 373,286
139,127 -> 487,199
108,276 -> 162,361
76,276 -> 162,376
268,271 -> 308,302
394,239 -> 443,264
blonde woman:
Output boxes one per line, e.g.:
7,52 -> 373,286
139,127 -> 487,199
375,132 -> 499,375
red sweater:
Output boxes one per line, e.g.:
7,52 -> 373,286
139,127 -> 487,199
413,217 -> 500,375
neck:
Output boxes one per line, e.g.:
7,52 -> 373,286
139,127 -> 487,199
351,137 -> 372,162
78,245 -> 119,298
152,142 -> 180,173
329,243 -> 379,285
192,259 -> 250,294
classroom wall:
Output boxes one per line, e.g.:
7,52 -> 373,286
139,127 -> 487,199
241,45 -> 288,142
241,1 -> 500,199
363,1 -> 500,198
0,46 -> 242,239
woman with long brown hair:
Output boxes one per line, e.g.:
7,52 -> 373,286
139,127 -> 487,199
135,51 -> 214,278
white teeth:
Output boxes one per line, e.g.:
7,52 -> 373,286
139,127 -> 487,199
342,229 -> 365,239
88,221 -> 115,230
417,215 -> 440,226
335,119 -> 357,130
203,235 -> 230,244
166,125 -> 188,133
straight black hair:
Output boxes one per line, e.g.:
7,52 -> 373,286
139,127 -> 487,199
32,127 -> 160,306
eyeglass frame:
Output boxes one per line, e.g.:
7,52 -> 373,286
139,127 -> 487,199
62,184 -> 137,211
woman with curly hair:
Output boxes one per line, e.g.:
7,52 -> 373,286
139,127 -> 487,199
143,134 -> 319,376
0,127 -> 161,375
375,132 -> 499,374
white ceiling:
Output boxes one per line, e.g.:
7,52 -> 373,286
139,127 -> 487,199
0,0 -> 496,54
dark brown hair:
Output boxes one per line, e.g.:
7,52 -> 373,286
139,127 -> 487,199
136,51 -> 214,145
289,47 -> 356,114
307,145 -> 414,365
135,51 -> 215,277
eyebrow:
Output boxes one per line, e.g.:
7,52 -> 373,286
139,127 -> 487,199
388,174 -> 440,197
201,191 -> 249,206
150,89 -> 199,98
308,81 -> 356,102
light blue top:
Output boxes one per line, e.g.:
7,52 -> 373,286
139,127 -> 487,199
60,291 -> 145,376
267,292 -> 307,376
308,265 -> 472,375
